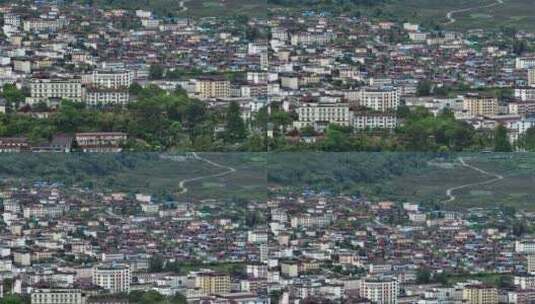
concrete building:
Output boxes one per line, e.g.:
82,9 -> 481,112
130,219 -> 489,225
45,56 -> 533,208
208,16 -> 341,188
196,76 -> 231,99
84,89 -> 129,106
23,17 -> 66,32
30,78 -> 84,104
84,70 -> 134,89
31,288 -> 85,304
462,94 -> 499,117
516,57 -> 535,69
75,132 -> 127,152
294,102 -> 351,130
359,277 -> 399,304
528,254 -> 535,273
515,87 -> 535,101
92,264 -> 131,294
353,111 -> 398,130
462,285 -> 498,304
195,272 -> 231,295
529,69 -> 535,87
516,240 -> 535,254
359,87 -> 400,112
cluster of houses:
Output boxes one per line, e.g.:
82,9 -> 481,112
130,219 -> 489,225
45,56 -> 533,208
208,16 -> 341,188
2,180 -> 535,303
1,2 -> 535,147
0,132 -> 126,152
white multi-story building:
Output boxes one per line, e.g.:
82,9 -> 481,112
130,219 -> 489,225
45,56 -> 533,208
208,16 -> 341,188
23,204 -> 64,219
359,87 -> 400,112
528,255 -> 535,273
515,87 -> 535,101
31,289 -> 85,304
515,274 -> 535,289
529,69 -> 535,87
84,70 -> 134,89
508,101 -> 535,116
290,31 -> 336,46
92,264 -> 131,293
516,57 -> 535,70
4,13 -> 21,28
508,117 -> 535,142
353,112 -> 398,130
247,230 -> 269,244
359,277 -> 399,304
290,214 -> 334,228
84,89 -> 130,106
516,240 -> 535,254
294,102 -> 351,129
23,17 -> 66,32
30,78 -> 84,104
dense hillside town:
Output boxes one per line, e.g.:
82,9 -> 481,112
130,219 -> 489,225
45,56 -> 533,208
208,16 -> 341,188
2,174 -> 535,304
0,2 -> 533,151
2,0 -> 535,304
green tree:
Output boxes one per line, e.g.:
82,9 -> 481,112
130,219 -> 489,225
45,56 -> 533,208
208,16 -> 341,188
2,84 -> 25,108
416,268 -> 431,284
416,80 -> 432,96
224,101 -> 247,143
169,293 -> 187,304
0,295 -> 26,304
149,255 -> 164,272
517,126 -> 535,151
149,64 -> 164,80
494,124 -> 512,152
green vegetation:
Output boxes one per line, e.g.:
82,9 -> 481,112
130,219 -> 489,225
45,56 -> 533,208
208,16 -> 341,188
0,295 -> 29,304
72,0 -> 269,17
272,107 -> 497,152
87,291 -> 186,304
268,152 -> 535,211
0,84 -> 265,152
0,153 -> 266,201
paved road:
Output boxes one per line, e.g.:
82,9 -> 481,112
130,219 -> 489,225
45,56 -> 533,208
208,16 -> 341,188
178,152 -> 237,194
443,157 -> 504,203
445,0 -> 504,25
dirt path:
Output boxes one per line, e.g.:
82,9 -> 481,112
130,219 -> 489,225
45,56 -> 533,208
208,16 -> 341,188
178,152 -> 236,194
179,0 -> 189,12
443,157 -> 504,203
445,0 -> 504,25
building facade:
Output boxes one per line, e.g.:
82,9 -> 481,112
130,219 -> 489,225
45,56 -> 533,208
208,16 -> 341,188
359,277 -> 399,304
462,94 -> 499,117
196,272 -> 231,295
92,264 -> 131,294
462,285 -> 498,304
31,288 -> 85,304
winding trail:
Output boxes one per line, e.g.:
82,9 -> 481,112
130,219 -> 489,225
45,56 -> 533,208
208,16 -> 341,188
443,157 -> 504,203
179,0 -> 189,12
178,152 -> 237,195
445,0 -> 504,25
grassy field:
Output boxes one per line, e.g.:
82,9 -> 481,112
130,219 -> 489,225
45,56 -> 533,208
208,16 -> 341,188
267,153 -> 535,211
444,0 -> 535,31
0,153 -> 267,202
2,152 -> 535,210
179,0 -> 268,17
183,153 -> 267,201
83,0 -> 535,31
